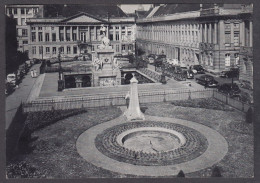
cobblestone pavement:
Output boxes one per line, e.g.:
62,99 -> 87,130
76,114 -> 228,177
5,63 -> 41,130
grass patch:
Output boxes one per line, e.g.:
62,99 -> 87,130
171,98 -> 234,111
7,106 -> 122,178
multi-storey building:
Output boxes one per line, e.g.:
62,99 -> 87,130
136,4 -> 253,74
26,12 -> 135,59
5,5 -> 44,52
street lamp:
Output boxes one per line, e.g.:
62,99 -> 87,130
58,47 -> 64,91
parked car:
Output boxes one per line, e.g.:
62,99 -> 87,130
146,57 -> 155,64
174,66 -> 183,74
220,68 -> 239,78
5,82 -> 15,95
147,54 -> 156,59
195,74 -> 218,87
191,65 -> 205,74
6,73 -> 16,86
114,54 -> 123,58
183,70 -> 194,79
218,83 -> 241,97
60,55 -> 73,61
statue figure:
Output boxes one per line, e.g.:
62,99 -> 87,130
93,56 -> 103,71
98,24 -> 111,49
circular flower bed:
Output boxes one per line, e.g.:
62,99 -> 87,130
95,121 -> 208,166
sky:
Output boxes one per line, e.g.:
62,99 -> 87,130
119,4 -> 152,14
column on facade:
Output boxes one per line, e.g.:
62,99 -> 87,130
93,26 -> 96,41
113,26 -> 116,41
209,23 -> 212,43
214,22 -> 217,44
70,26 -> 73,41
57,27 -> 60,41
64,26 -> 66,42
240,21 -> 244,46
199,24 -> 203,42
119,25 -> 122,42
42,27 -> 46,42
36,27 -> 39,42
249,21 -> 253,47
230,22 -> 234,44
77,26 -> 79,40
204,23 -> 207,43
88,26 -> 90,41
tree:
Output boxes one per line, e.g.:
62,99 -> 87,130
211,166 -> 222,177
177,170 -> 185,177
6,15 -> 18,74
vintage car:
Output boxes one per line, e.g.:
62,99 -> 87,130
195,74 -> 218,87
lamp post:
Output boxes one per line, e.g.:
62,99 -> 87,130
58,47 -> 64,91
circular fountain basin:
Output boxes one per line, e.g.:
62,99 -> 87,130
116,127 -> 186,153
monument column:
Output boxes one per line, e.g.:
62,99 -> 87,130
124,76 -> 145,121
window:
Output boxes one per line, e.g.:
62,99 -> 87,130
38,32 -> 43,42
46,47 -> 50,54
22,29 -> 28,36
32,46 -> 36,54
52,33 -> 56,41
38,27 -> 42,30
116,45 -> 119,52
224,23 -> 231,45
116,26 -> 119,29
31,32 -> 36,42
109,34 -> 113,41
8,8 -> 12,15
127,31 -> 131,36
225,53 -> 231,66
21,18 -> 26,25
128,45 -> 132,51
39,46 -> 43,54
60,47 -> 64,54
51,27 -> 54,30
234,31 -> 240,46
122,44 -> 125,51
53,47 -> 56,54
234,53 -> 239,65
26,8 -> 29,14
32,27 -> 36,31
14,8 -> 17,14
73,33 -> 77,41
45,33 -> 49,42
116,33 -> 119,41
60,33 -> 64,41
91,45 -> 95,51
67,46 -> 71,54
73,46 -> 77,54
21,8 -> 25,14
23,40 -> 28,44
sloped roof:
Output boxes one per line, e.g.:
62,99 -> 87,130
43,4 -> 128,18
59,12 -> 108,23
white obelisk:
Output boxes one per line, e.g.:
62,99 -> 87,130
124,75 -> 145,121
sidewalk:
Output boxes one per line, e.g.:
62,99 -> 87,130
5,63 -> 41,130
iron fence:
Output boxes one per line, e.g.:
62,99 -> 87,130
23,88 -> 215,112
138,68 -> 161,82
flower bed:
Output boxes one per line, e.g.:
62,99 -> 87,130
171,98 -> 234,111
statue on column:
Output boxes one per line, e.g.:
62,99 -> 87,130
99,24 -> 110,49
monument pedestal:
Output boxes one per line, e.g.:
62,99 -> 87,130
92,48 -> 121,87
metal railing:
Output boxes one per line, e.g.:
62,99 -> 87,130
23,88 -> 215,112
138,68 -> 161,82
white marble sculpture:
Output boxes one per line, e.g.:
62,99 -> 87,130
124,75 -> 145,121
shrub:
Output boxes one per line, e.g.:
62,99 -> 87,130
246,107 -> 253,123
177,170 -> 185,177
211,166 -> 222,177
6,161 -> 45,178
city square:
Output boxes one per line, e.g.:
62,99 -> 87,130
4,3 -> 254,179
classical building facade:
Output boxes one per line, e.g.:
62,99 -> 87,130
26,12 -> 135,59
136,4 -> 253,73
5,5 -> 44,52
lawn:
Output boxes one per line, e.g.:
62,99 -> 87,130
7,98 -> 253,178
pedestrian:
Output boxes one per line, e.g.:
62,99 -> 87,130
33,69 -> 37,77
125,91 -> 130,108
30,70 -> 34,78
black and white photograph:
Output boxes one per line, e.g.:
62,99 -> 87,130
3,1 -> 258,180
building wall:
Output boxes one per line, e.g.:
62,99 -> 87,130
27,23 -> 135,59
136,20 -> 201,67
5,5 -> 44,52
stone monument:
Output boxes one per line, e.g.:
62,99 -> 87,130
92,24 -> 121,87
124,75 -> 145,121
